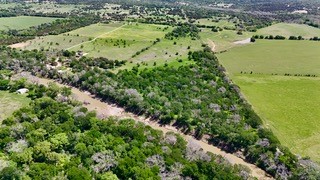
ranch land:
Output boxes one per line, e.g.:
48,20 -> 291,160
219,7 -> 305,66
217,39 -> 320,162
0,16 -> 59,31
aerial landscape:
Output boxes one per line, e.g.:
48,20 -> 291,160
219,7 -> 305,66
0,0 -> 319,179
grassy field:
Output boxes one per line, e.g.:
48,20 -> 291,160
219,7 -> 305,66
65,22 -> 124,37
0,16 -> 59,30
257,23 -> 320,38
233,74 -> 320,162
217,38 -> 320,162
24,35 -> 89,51
68,23 -> 172,60
24,22 -> 124,51
217,40 -> 320,75
128,37 -> 203,64
0,91 -> 30,122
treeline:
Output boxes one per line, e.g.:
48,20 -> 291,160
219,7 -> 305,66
252,34 -> 286,40
252,34 -> 320,41
0,74 -> 249,179
0,46 -> 320,179
68,55 -> 127,70
0,9 -> 17,17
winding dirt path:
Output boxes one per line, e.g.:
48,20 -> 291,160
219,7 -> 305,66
24,75 -> 272,180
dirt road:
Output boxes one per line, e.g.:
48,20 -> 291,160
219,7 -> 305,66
25,75 -> 273,180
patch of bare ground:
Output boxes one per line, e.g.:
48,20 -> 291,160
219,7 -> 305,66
9,41 -> 30,48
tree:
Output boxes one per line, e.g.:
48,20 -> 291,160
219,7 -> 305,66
100,171 -> 119,180
49,133 -> 69,150
0,167 -> 21,180
67,167 -> 91,180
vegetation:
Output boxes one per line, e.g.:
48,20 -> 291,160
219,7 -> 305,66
233,74 -> 320,163
0,46 -> 314,178
165,23 -> 200,40
217,38 -> 320,163
0,75 -> 249,179
0,16 -> 59,31
0,14 -> 100,45
0,91 -> 30,121
1,0 -> 320,179
256,23 -> 320,39
217,40 -> 320,76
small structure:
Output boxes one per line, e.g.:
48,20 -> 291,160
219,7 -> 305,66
16,88 -> 29,94
76,51 -> 84,58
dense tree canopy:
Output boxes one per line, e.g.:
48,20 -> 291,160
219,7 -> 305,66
0,76 -> 247,179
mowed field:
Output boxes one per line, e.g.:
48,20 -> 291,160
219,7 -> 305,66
24,23 -> 124,51
217,39 -> 320,162
0,91 -> 30,122
257,23 -> 320,38
0,16 -> 59,30
217,40 -> 320,75
233,75 -> 320,162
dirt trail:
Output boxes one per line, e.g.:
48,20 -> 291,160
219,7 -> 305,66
234,38 -> 251,45
9,41 -> 30,49
28,76 -> 273,180
207,39 -> 216,51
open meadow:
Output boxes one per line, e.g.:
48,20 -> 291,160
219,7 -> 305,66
233,74 -> 320,162
217,39 -> 320,76
257,23 -> 320,38
23,22 -> 124,51
0,16 -> 59,30
69,23 -> 172,60
217,39 -> 320,162
0,91 -> 30,122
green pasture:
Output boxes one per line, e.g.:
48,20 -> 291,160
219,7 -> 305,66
24,22 -> 123,51
217,40 -> 320,76
233,74 -> 320,162
68,23 -> 172,60
257,23 -> 320,38
65,22 -> 124,37
217,38 -> 320,162
0,91 -> 30,122
130,37 -> 203,63
24,35 -> 88,51
0,16 -> 59,30
100,23 -> 172,41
